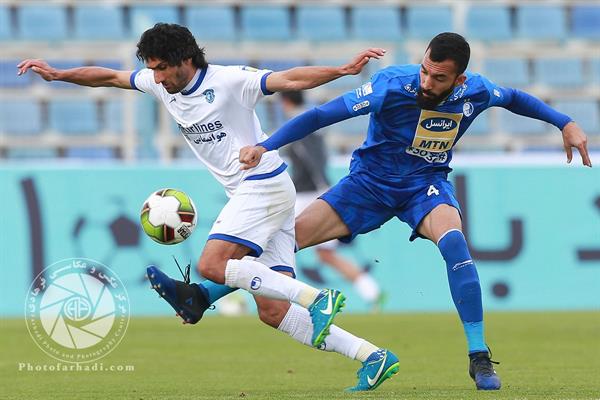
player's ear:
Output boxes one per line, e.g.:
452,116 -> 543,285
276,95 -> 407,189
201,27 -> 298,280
455,74 -> 466,86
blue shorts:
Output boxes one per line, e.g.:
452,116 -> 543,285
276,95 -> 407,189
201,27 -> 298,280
320,168 -> 461,242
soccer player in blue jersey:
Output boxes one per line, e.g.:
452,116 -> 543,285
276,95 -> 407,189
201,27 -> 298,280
239,32 -> 592,390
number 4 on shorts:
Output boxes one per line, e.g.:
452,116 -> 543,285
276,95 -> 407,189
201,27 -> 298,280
427,185 -> 439,196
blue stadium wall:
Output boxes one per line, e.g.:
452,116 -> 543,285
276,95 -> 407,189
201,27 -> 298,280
1,165 -> 599,316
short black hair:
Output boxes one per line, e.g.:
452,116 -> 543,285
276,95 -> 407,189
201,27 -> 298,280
136,23 -> 208,69
280,91 -> 304,107
426,32 -> 470,75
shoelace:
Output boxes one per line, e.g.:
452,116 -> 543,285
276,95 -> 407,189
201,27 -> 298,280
472,353 -> 500,376
172,256 -> 191,284
172,256 -> 216,312
487,346 -> 500,366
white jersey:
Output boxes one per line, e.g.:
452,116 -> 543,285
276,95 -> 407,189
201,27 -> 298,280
131,64 -> 284,197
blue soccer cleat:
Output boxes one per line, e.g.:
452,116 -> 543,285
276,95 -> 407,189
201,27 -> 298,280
308,289 -> 346,347
469,350 -> 501,390
347,349 -> 400,391
147,262 -> 211,325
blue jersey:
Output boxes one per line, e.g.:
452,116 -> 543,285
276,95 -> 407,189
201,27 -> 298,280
342,64 -> 510,178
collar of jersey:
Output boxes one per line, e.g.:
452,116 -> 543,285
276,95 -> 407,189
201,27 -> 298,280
180,67 -> 207,96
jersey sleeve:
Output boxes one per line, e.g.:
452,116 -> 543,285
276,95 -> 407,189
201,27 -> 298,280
341,71 -> 389,116
222,66 -> 273,109
479,74 -> 572,129
479,75 -> 512,108
130,68 -> 161,98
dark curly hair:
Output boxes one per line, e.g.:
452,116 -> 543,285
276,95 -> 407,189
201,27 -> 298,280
427,32 -> 470,75
136,23 -> 208,69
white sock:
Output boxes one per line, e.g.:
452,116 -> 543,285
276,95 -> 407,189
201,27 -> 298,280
224,259 -> 320,307
355,341 -> 379,362
354,273 -> 381,303
277,304 -> 365,360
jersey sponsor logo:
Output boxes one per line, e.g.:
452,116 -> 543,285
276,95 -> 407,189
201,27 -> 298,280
493,88 -> 501,97
352,100 -> 370,112
412,110 -> 463,153
178,120 -> 223,134
185,132 -> 227,145
420,118 -> 458,132
179,120 -> 228,145
463,102 -> 474,117
202,89 -> 215,103
405,146 -> 449,163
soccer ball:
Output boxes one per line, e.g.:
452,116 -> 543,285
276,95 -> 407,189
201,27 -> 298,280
140,189 -> 197,245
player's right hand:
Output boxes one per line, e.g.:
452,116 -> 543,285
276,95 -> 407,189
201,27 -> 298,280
17,59 -> 58,81
341,48 -> 386,76
562,121 -> 592,167
239,145 -> 267,170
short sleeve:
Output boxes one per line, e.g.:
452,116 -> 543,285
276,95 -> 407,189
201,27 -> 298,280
130,68 -> 162,98
222,66 -> 273,109
341,71 -> 389,116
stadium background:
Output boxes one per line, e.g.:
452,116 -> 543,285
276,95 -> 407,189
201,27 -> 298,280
1,0 -> 599,316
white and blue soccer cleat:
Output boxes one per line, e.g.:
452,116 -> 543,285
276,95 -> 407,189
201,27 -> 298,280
347,349 -> 400,392
308,289 -> 346,347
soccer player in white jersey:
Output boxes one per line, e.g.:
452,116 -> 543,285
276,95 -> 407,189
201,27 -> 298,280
18,23 -> 398,391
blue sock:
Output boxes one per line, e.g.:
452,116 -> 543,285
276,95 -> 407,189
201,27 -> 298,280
437,229 -> 487,354
198,280 -> 237,304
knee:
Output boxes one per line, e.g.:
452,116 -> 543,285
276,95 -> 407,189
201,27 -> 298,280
257,301 -> 290,328
438,230 -> 470,261
198,255 -> 226,283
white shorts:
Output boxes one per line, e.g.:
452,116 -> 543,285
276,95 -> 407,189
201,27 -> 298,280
208,171 -> 297,277
295,190 -> 338,251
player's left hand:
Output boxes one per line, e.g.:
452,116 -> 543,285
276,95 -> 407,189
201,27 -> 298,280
340,48 -> 386,76
562,121 -> 592,167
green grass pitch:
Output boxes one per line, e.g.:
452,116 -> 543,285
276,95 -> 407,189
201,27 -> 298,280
1,312 -> 599,399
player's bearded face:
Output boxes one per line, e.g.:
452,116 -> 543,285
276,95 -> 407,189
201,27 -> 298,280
416,84 -> 455,110
417,51 -> 463,110
160,65 -> 191,94
147,58 -> 194,94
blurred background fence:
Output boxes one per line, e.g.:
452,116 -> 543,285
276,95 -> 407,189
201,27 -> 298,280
0,0 -> 599,160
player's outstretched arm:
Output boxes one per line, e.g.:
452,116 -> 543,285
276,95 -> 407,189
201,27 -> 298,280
488,84 -> 592,167
17,59 -> 134,89
264,48 -> 386,92
562,121 -> 592,167
239,96 -> 353,170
